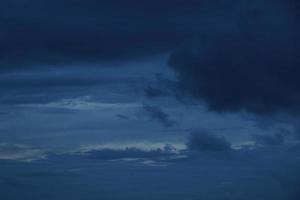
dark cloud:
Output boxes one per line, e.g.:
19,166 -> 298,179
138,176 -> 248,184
186,130 -> 232,152
0,73 -> 146,88
0,0 -> 223,72
1,0 -> 299,115
169,0 -> 300,115
142,104 -> 176,127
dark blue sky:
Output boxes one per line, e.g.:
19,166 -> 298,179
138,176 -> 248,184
0,0 -> 300,199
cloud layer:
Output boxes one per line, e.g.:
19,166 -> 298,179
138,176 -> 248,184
0,0 -> 220,71
169,0 -> 299,115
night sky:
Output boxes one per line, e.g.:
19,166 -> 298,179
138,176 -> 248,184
0,1 -> 300,199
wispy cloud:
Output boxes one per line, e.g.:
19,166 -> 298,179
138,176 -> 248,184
142,104 -> 176,127
0,143 -> 46,162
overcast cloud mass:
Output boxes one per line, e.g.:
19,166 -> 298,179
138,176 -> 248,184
0,0 -> 299,199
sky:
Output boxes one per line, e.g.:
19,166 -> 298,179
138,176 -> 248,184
0,0 -> 300,199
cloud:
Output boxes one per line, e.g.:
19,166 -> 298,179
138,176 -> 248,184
0,145 -> 299,200
85,146 -> 177,161
142,104 -> 176,127
144,73 -> 178,99
72,144 -> 185,166
253,133 -> 286,146
115,114 -> 130,120
168,0 -> 299,115
186,130 -> 232,152
0,143 -> 45,162
0,0 -> 220,71
0,62 -> 154,106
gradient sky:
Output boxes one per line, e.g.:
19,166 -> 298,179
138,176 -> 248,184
0,1 -> 300,199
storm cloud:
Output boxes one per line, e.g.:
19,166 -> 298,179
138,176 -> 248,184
169,0 -> 300,115
3,0 -> 299,116
1,1 -> 300,199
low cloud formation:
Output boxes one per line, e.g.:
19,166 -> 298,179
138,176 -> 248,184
186,130 -> 232,152
0,143 -> 299,200
169,0 -> 299,115
142,104 -> 176,127
85,146 -> 177,161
